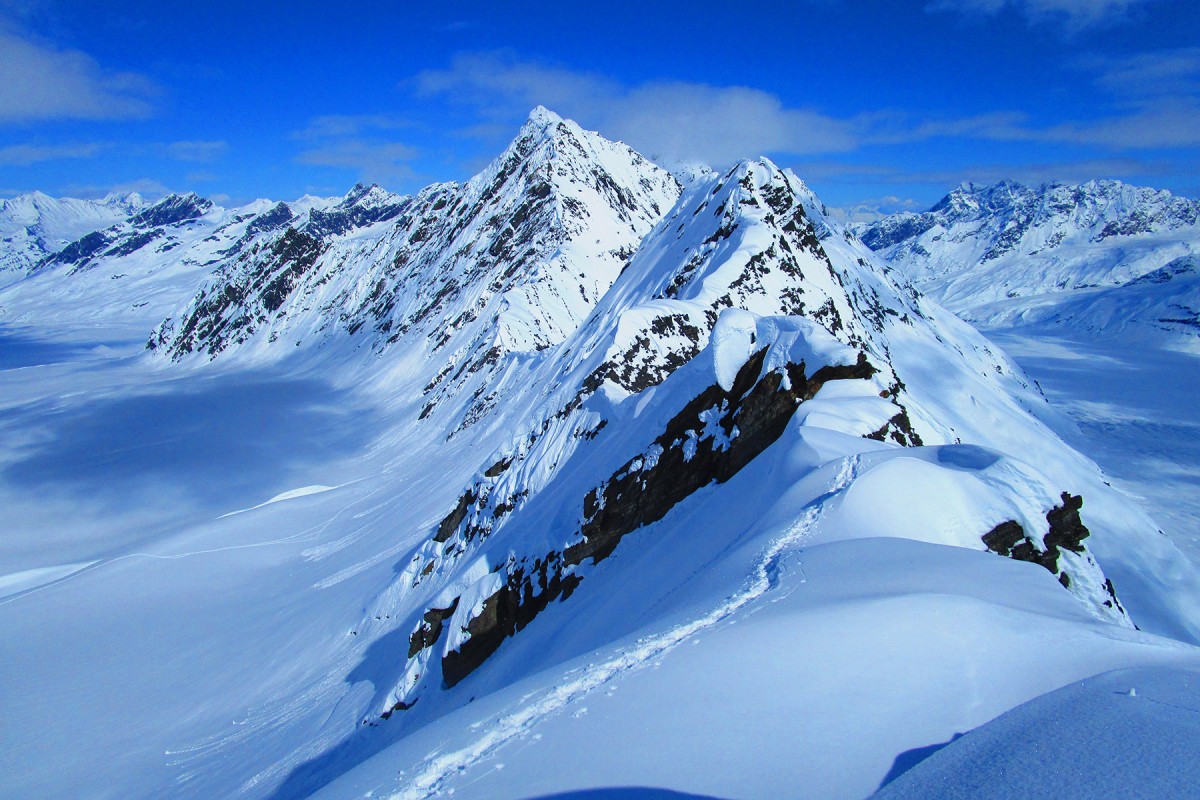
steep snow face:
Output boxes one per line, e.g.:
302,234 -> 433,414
150,107 -> 682,427
0,191 -> 146,285
855,180 -> 1200,319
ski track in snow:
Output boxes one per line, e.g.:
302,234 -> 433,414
0,484 -> 383,608
382,455 -> 861,800
219,484 -> 341,518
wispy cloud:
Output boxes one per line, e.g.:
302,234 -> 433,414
1085,47 -> 1200,98
928,0 -> 1157,32
0,24 -> 157,123
293,114 -> 410,141
414,54 -> 858,165
797,156 -> 1180,188
829,195 -> 925,225
0,141 -> 107,165
415,51 -> 1200,165
291,114 -> 417,184
295,140 -> 418,183
164,140 -> 227,162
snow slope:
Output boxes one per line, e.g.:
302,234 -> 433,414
985,328 -> 1200,569
311,539 -> 1200,800
876,666 -> 1200,799
1,111 -> 1199,800
966,253 -> 1200,338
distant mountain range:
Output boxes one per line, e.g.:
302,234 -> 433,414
3,109 -> 1199,800
0,190 -> 146,283
854,179 -> 1200,336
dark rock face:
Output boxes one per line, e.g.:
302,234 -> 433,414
434,491 -> 475,543
407,599 -> 459,658
981,493 -> 1123,612
244,201 -> 294,238
981,520 -> 1026,557
1044,492 -> 1090,560
441,555 -> 581,688
567,348 -> 876,565
43,230 -> 111,268
421,348 -> 878,688
857,215 -> 937,251
41,192 -> 213,272
104,228 -> 162,258
130,193 -> 212,228
153,227 -> 326,356
303,185 -> 408,239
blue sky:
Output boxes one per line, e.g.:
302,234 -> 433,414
1,0 -> 1198,213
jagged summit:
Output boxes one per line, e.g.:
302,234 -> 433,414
929,179 -> 1031,217
338,137 -> 1159,736
129,192 -> 213,228
149,107 -> 681,423
524,104 -> 564,128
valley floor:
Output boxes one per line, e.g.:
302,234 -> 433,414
986,327 -> 1200,569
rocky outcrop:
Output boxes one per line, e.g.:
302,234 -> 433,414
567,348 -> 875,565
418,348 -> 878,688
982,492 -> 1125,614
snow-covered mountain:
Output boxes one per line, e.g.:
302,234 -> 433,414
0,186 -> 377,336
855,180 -> 1200,331
148,107 -> 680,430
3,111 -> 1200,800
0,190 -> 146,286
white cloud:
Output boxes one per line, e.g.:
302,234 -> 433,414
295,141 -> 418,183
828,196 -> 925,225
414,50 -> 1200,173
0,25 -> 157,123
294,114 -> 410,141
1041,103 -> 1200,148
165,140 -> 227,162
413,54 -> 858,166
1086,47 -> 1200,98
0,141 -> 105,165
929,0 -> 1155,31
292,114 -> 418,184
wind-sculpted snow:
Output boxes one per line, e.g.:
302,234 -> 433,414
3,109 -> 1200,800
856,179 -> 1200,320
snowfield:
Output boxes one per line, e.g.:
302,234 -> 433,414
2,110 -> 1200,800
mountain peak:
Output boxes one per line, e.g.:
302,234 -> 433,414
525,105 -> 565,129
343,182 -> 379,203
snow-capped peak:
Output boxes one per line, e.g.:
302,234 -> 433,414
524,104 -> 565,129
